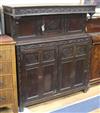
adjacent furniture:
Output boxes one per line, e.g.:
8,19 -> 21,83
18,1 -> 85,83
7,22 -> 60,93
3,5 -> 96,111
86,18 -> 100,33
0,35 -> 18,113
90,34 -> 100,85
86,18 -> 100,85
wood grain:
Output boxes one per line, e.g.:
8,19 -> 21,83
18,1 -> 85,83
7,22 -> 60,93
0,35 -> 18,113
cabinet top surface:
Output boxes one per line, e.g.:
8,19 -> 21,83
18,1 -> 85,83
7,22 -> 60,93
3,4 -> 96,17
0,35 -> 16,45
3,4 -> 96,8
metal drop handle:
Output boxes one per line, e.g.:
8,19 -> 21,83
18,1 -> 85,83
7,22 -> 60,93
41,24 -> 45,32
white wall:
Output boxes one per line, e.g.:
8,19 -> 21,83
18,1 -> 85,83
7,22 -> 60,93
0,0 -> 81,6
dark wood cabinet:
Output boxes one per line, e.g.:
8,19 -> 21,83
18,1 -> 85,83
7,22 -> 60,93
3,5 -> 95,111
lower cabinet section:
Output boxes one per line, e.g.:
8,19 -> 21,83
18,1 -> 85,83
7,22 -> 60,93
16,36 -> 91,111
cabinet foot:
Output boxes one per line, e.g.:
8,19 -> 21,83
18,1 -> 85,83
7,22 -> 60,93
19,106 -> 24,112
83,85 -> 90,93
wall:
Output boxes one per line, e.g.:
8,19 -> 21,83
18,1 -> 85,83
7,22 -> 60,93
0,0 -> 81,6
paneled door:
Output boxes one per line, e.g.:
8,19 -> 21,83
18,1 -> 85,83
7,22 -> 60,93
58,43 -> 74,92
40,44 -> 58,97
17,44 -> 41,106
72,43 -> 90,88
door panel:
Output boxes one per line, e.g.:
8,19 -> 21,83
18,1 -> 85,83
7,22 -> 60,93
59,61 -> 73,91
42,15 -> 64,35
19,46 -> 41,103
41,45 -> 57,96
58,44 -> 74,92
25,67 -> 40,100
42,64 -> 56,96
73,58 -> 86,87
73,43 -> 89,88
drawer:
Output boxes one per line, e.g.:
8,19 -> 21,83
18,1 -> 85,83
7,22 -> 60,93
0,76 -> 13,89
0,49 -> 12,61
0,89 -> 13,106
0,62 -> 12,75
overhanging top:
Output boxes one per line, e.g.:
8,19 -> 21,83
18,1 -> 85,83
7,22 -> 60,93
3,4 -> 96,17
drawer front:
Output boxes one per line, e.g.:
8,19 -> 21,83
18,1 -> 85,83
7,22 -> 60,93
0,89 -> 13,106
0,62 -> 12,75
0,49 -> 12,61
0,76 -> 13,89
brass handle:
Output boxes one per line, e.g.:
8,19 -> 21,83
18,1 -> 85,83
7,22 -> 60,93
0,96 -> 6,101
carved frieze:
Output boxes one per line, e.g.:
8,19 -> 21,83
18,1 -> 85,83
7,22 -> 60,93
3,5 -> 96,17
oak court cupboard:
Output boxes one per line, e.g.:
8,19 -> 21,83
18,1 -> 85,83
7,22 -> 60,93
3,4 -> 96,111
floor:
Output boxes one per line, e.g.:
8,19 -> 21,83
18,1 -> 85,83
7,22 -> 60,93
0,84 -> 99,113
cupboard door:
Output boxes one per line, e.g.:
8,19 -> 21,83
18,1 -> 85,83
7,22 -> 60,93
19,45 -> 41,103
73,43 -> 90,88
41,45 -> 57,96
15,16 -> 41,38
65,14 -> 86,32
73,58 -> 88,88
58,44 -> 74,92
42,15 -> 64,35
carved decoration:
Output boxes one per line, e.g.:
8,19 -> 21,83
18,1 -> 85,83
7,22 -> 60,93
76,45 -> 87,56
3,6 -> 95,17
62,46 -> 73,59
24,53 -> 39,65
42,50 -> 55,61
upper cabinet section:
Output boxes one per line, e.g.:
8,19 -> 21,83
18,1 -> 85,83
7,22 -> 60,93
3,5 -> 96,39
